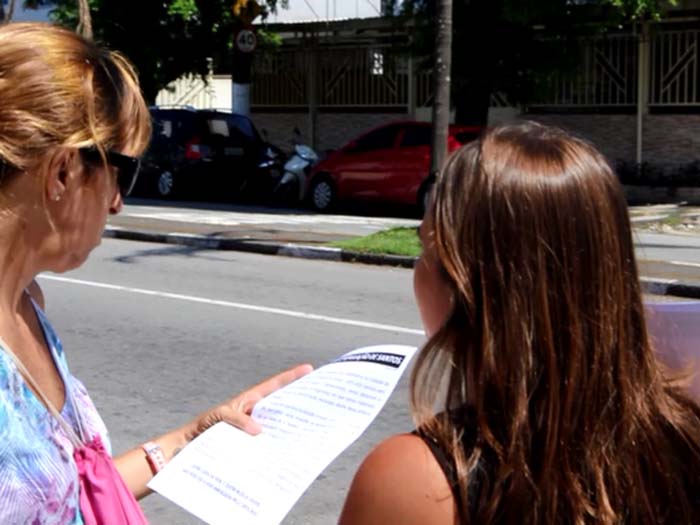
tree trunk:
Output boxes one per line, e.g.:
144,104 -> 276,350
6,0 -> 16,21
429,0 -> 453,178
452,0 -> 502,127
77,0 -> 93,40
1,0 -> 17,22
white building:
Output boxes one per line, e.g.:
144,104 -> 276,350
155,1 -> 387,113
267,0 -> 383,23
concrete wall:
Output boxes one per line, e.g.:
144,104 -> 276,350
523,114 -> 700,168
253,109 -> 700,169
251,111 -> 411,153
515,114 -> 638,165
492,109 -> 700,168
643,115 -> 700,167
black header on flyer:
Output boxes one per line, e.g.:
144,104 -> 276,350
334,352 -> 405,369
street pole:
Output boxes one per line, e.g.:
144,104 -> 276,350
231,0 -> 262,116
429,0 -> 453,179
307,46 -> 319,151
636,20 -> 650,166
232,30 -> 255,116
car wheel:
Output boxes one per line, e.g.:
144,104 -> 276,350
156,170 -> 175,198
309,176 -> 335,212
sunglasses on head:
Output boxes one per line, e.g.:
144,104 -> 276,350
79,147 -> 141,197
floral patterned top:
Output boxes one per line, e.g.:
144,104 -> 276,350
0,299 -> 110,525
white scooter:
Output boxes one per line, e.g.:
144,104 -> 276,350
274,142 -> 319,203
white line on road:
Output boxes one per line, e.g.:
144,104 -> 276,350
122,210 -> 420,228
39,274 -> 425,337
669,260 -> 700,269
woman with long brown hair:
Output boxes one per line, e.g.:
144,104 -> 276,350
339,122 -> 700,524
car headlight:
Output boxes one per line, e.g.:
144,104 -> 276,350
285,157 -> 307,172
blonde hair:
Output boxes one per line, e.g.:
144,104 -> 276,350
0,22 -> 151,180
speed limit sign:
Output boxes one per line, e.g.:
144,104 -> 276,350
235,29 -> 257,53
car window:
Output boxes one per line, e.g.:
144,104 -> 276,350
208,119 -> 230,137
151,111 -> 199,141
348,125 -> 400,153
228,115 -> 259,141
400,125 -> 431,147
154,119 -> 173,138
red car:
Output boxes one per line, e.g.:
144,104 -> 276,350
306,121 -> 482,212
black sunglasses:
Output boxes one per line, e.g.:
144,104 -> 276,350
79,147 -> 141,197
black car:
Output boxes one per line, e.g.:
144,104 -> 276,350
133,107 -> 282,200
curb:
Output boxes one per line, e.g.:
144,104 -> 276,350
104,225 -> 418,268
104,226 -> 700,299
639,277 -> 700,300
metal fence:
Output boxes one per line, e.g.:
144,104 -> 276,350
252,45 -> 420,109
651,30 -> 699,106
534,34 -> 639,107
533,28 -> 700,108
318,46 -> 408,107
252,50 -> 308,107
248,28 -> 700,111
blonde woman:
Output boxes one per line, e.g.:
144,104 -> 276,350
0,22 -> 309,524
340,123 -> 700,524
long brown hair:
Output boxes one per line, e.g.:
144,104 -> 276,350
412,122 -> 700,524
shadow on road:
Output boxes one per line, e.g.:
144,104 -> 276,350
111,242 -> 253,264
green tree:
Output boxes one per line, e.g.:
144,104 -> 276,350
386,0 -> 678,126
25,0 -> 287,102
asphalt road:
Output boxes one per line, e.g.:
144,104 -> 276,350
634,231 -> 700,265
38,238 -> 425,524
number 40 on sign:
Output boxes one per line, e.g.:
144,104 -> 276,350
235,30 -> 257,53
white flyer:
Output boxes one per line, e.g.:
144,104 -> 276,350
148,344 -> 418,525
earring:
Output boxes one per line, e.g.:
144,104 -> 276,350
52,194 -> 61,202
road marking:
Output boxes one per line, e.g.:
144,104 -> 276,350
121,209 -> 419,228
38,275 -> 425,337
669,260 -> 700,269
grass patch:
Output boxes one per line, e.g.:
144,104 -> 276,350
329,227 -> 421,257
662,213 -> 684,227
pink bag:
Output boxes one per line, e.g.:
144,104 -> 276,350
74,434 -> 148,525
2,338 -> 148,524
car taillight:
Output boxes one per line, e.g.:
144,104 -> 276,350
447,135 -> 461,151
185,138 -> 202,160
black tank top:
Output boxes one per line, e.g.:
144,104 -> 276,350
412,407 -> 490,523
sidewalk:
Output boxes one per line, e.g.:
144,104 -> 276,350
106,201 -> 700,299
